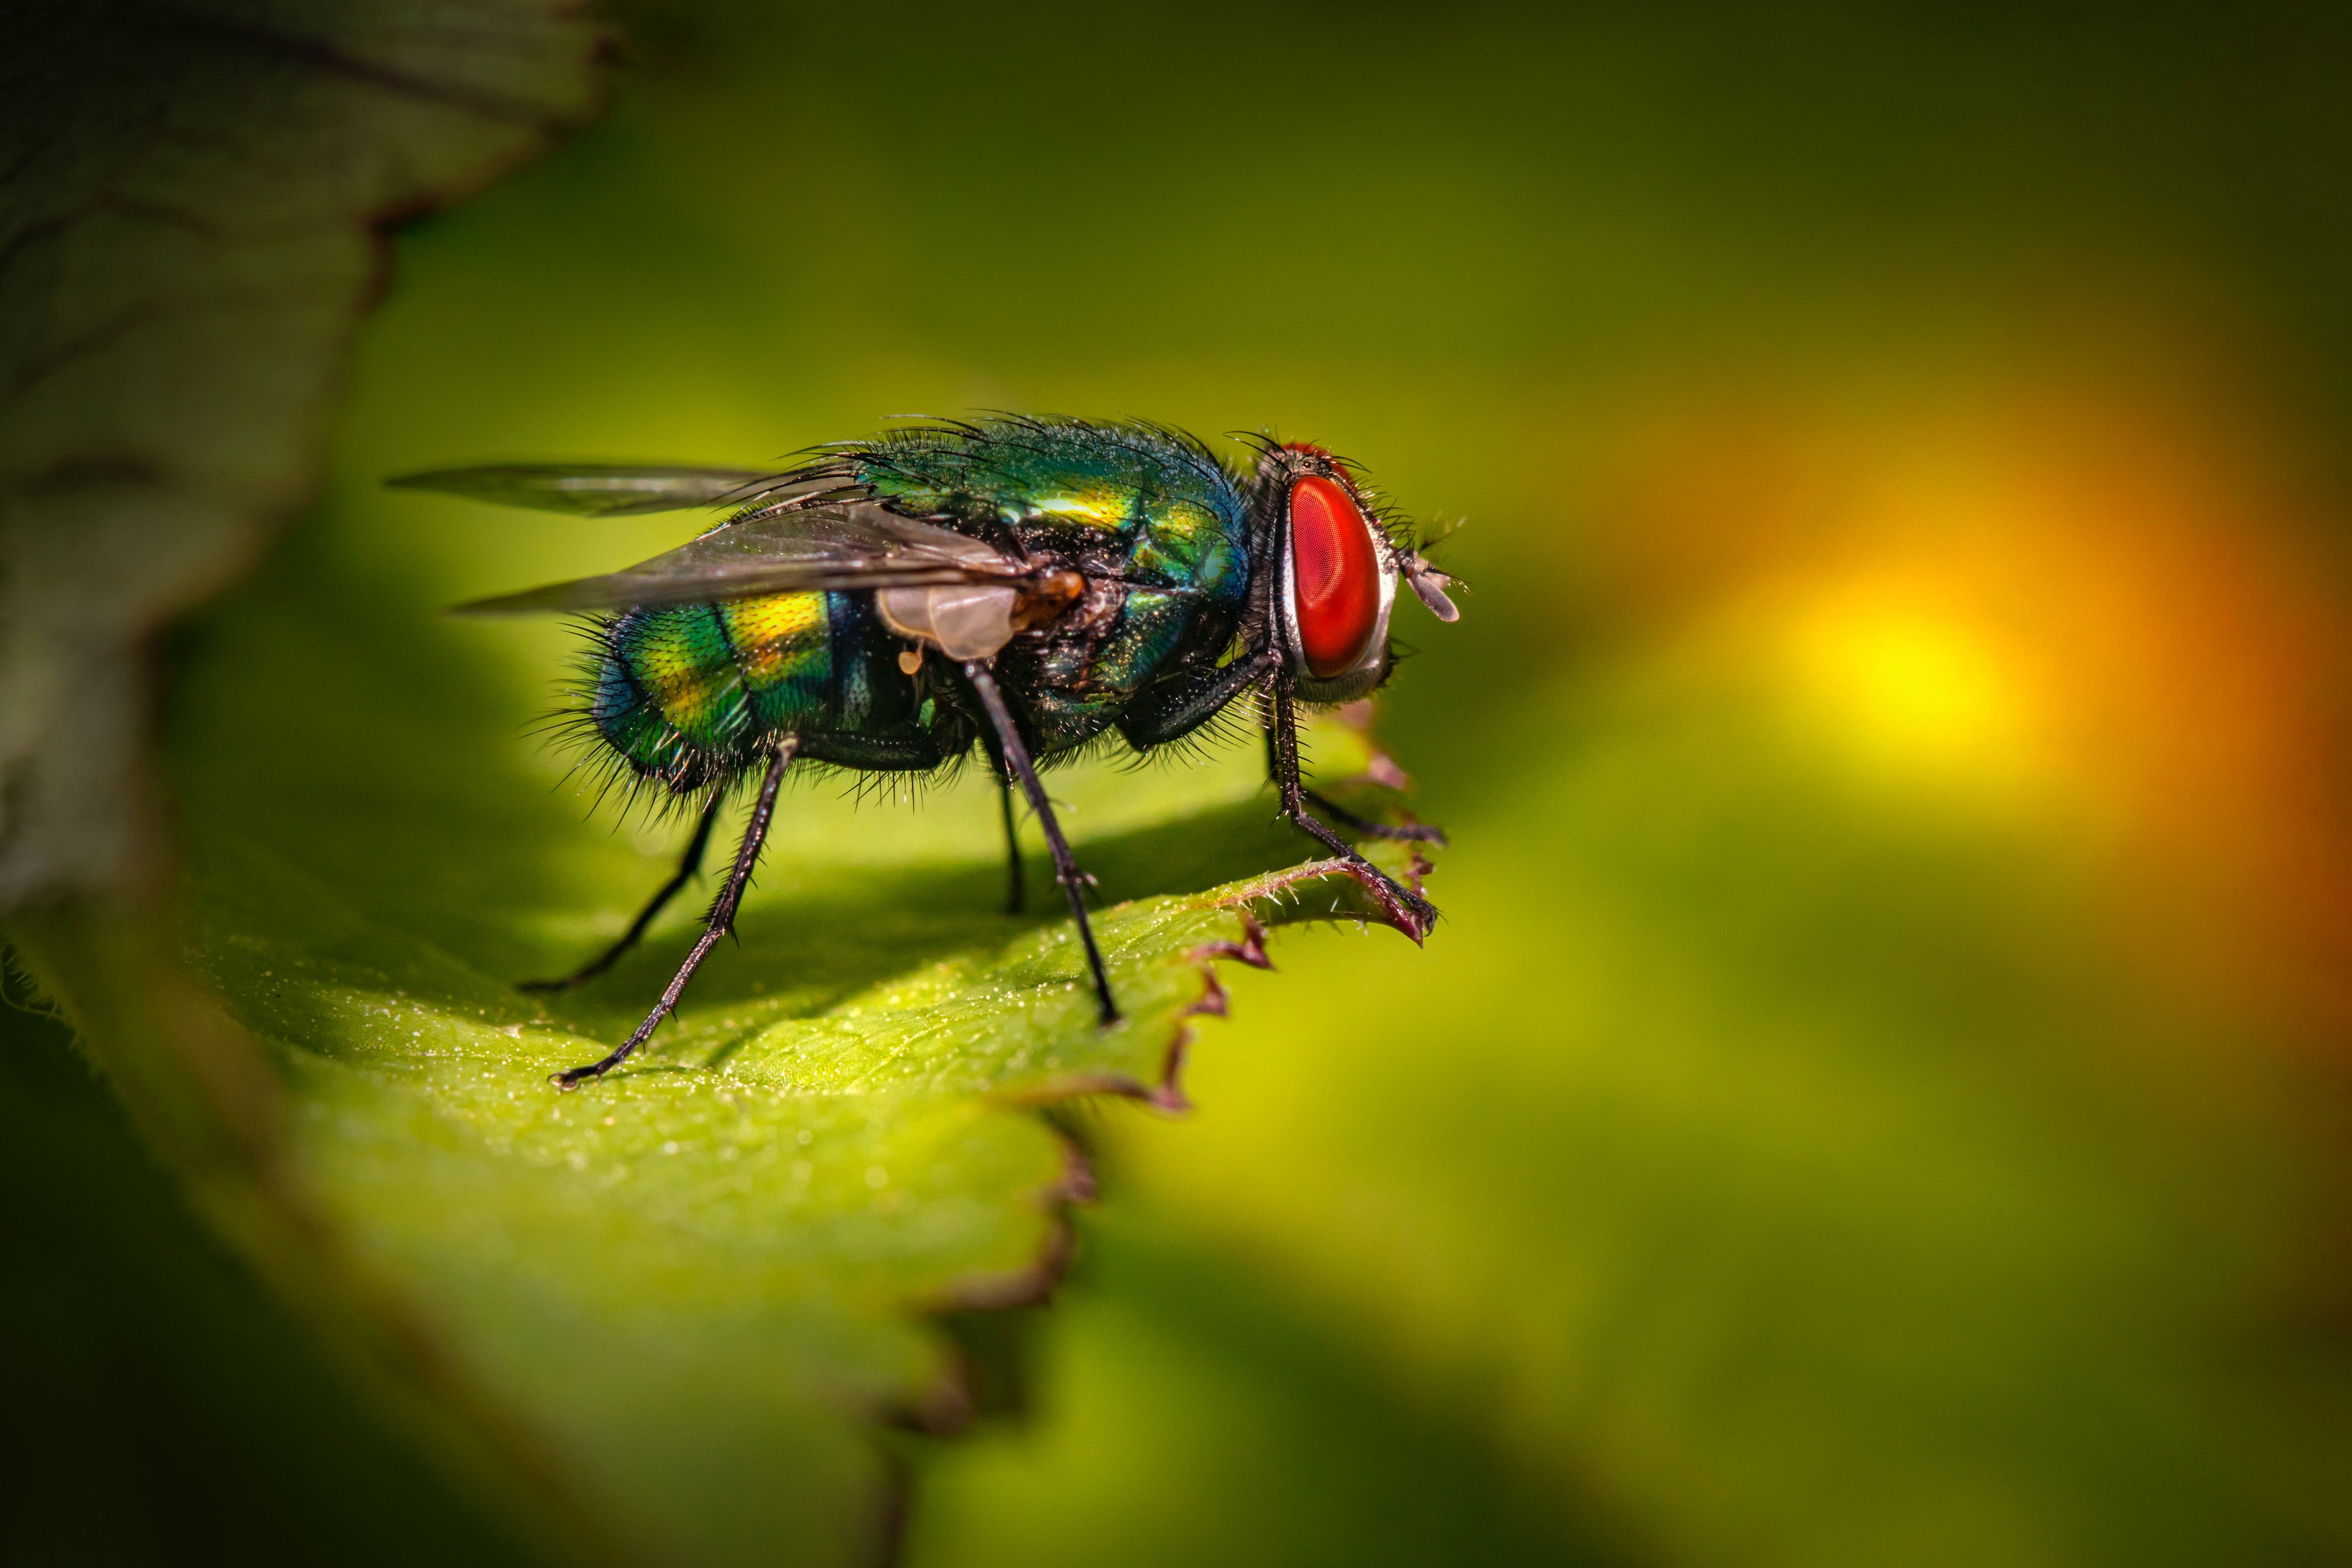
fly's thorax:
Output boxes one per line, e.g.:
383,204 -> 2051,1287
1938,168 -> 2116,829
844,418 -> 1247,533
840,417 -> 1254,601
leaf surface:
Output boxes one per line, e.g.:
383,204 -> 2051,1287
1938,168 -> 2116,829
133,479 -> 1436,1562
0,0 -> 602,900
0,8 -> 1451,1561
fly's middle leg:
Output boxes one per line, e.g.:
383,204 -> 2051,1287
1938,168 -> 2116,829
964,658 -> 1120,1026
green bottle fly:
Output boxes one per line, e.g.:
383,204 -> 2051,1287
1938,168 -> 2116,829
392,416 -> 1461,1085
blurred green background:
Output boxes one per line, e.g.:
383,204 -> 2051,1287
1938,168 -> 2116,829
14,1 -> 2352,1562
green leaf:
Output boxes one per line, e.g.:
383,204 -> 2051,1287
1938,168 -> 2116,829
0,8 -> 1451,1561
290,811 -> 1393,1543
17,467 -> 1434,1564
1,5 -> 611,1551
173,820 -> 1416,1563
0,0 -> 602,902
99,462 -> 1430,1564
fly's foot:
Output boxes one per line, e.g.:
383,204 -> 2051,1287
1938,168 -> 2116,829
550,1047 -> 633,1089
1323,853 -> 1439,942
1388,881 -> 1441,942
549,1018 -> 662,1089
1285,804 -> 1441,940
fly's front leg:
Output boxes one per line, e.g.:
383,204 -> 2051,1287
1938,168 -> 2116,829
522,791 -> 725,992
965,659 -> 1120,1025
1118,646 -> 1282,749
552,739 -> 796,1088
1269,683 -> 1438,939
1261,718 -> 1446,848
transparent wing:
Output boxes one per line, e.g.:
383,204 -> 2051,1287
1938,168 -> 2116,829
389,464 -> 797,518
450,504 -> 1025,616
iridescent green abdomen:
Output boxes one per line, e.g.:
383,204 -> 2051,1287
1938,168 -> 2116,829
592,590 -> 953,789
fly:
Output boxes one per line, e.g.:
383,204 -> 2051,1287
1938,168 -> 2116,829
390,416 -> 1462,1086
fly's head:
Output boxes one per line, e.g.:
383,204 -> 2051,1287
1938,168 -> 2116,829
1250,442 -> 1459,703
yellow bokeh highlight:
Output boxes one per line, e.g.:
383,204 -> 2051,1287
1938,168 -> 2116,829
1776,578 -> 2043,797
1599,375 -> 2352,1030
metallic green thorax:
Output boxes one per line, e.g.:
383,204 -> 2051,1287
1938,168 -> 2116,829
590,419 -> 1255,791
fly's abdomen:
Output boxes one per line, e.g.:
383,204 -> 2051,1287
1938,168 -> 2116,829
721,593 -> 837,727
592,593 -> 838,785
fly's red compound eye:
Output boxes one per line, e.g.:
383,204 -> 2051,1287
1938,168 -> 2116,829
1288,474 -> 1383,678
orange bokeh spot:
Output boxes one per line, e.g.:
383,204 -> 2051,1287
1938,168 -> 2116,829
1592,371 -> 2352,1041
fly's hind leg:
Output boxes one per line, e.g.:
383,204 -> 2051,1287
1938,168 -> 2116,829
552,740 -> 796,1087
521,791 -> 726,993
1268,684 -> 1439,939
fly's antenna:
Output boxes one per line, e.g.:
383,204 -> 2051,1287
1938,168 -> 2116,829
1399,516 -> 1465,622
